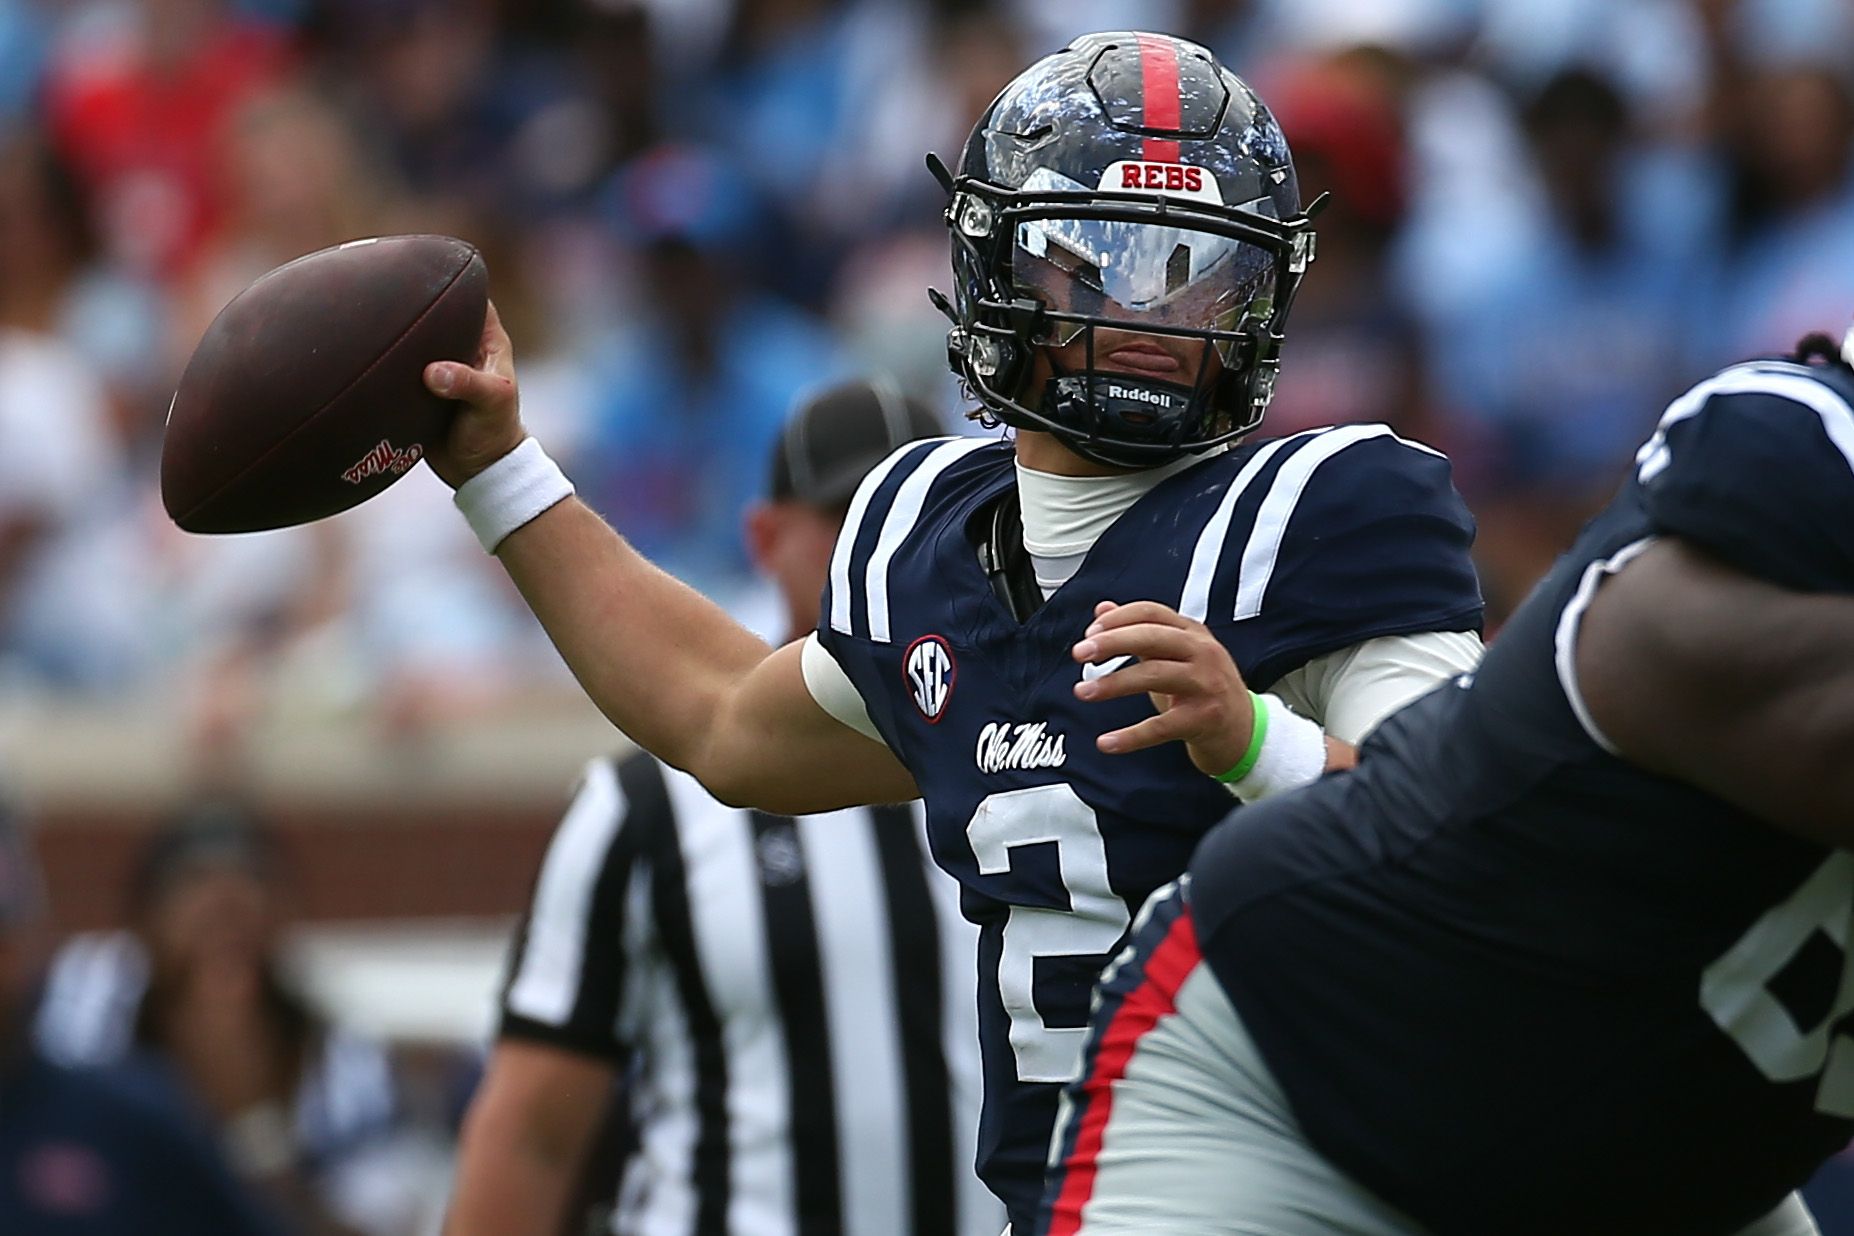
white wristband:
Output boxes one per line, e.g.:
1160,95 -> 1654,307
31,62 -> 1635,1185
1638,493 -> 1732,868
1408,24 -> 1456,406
453,437 -> 575,553
1224,693 -> 1327,803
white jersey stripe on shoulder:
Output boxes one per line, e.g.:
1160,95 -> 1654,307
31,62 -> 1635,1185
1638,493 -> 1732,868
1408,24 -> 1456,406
506,759 -> 626,1026
1637,363 -> 1854,484
865,436 -> 991,644
1553,536 -> 1658,755
1178,434 -> 1309,623
1232,424 -> 1400,622
829,440 -> 938,636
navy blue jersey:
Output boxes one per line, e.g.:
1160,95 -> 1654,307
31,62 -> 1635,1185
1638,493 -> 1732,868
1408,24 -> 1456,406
816,425 -> 1481,1220
1189,359 -> 1854,1236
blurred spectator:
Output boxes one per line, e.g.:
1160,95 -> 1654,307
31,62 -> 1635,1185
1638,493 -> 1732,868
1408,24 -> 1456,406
0,0 -> 51,121
1474,0 -> 1710,125
34,805 -> 447,1236
312,0 -> 546,216
1263,59 -> 1432,441
0,128 -> 154,690
500,2 -> 662,206
180,86 -> 403,356
706,0 -> 854,211
1701,60 -> 1854,362
41,0 -> 296,278
578,143 -> 845,604
696,0 -> 870,305
840,6 -> 1024,229
825,6 -> 1022,412
0,798 -> 284,1235
1425,66 -> 1720,616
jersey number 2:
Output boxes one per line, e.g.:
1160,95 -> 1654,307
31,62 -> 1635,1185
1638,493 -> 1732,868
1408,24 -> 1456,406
967,784 -> 1131,1084
1702,852 -> 1854,1117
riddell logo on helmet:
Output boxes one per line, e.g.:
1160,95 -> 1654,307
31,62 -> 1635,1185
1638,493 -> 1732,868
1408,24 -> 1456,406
1107,385 -> 1171,406
341,439 -> 423,485
1100,161 -> 1224,205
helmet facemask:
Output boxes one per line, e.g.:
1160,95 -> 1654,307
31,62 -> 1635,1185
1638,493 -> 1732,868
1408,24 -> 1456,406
942,168 -> 1318,468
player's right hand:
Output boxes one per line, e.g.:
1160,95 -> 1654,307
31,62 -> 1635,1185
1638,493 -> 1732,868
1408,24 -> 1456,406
1072,598 -> 1258,777
422,300 -> 530,489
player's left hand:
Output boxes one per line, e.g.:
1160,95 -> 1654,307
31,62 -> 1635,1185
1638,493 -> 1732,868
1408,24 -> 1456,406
1071,599 -> 1256,777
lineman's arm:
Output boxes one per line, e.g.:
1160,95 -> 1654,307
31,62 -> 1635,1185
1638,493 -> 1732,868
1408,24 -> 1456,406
1574,537 -> 1854,848
423,306 -> 915,814
445,1041 -> 616,1236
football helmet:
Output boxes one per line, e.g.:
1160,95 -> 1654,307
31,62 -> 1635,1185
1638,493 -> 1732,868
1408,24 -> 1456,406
932,32 -> 1319,467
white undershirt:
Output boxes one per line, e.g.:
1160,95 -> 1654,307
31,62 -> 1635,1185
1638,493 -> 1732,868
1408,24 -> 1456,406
1015,455 -> 1204,597
800,451 -> 1484,749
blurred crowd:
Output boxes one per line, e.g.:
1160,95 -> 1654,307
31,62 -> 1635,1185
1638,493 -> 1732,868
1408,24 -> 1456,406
1,0 -> 1853,731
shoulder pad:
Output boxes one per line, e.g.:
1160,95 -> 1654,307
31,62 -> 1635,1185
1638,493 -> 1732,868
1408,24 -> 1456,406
1637,362 -> 1854,593
821,436 -> 1002,644
1209,425 -> 1483,688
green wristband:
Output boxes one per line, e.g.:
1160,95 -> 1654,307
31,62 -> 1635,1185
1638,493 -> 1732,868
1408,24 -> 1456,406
1215,692 -> 1271,784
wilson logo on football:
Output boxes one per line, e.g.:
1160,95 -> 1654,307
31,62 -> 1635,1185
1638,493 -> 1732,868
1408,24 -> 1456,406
1099,161 -> 1224,205
904,634 -> 956,723
341,439 -> 423,485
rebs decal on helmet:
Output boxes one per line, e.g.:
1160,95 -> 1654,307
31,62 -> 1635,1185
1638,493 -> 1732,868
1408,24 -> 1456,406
1100,161 -> 1223,204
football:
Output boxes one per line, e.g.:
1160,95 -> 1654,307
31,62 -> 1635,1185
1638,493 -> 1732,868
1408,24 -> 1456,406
161,234 -> 488,533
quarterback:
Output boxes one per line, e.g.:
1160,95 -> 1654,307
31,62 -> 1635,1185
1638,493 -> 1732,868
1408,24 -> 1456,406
424,33 -> 1483,1227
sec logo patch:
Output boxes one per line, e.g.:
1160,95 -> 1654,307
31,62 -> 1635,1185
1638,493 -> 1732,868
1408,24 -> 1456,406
904,634 -> 956,723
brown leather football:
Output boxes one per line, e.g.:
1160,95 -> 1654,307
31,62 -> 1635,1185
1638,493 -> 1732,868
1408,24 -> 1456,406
161,234 -> 488,533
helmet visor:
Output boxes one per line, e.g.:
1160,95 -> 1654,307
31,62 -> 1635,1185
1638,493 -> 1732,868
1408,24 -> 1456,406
1011,210 -> 1279,347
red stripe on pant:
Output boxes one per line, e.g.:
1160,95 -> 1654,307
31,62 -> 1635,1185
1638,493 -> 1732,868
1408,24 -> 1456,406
1137,33 -> 1182,163
1045,909 -> 1202,1236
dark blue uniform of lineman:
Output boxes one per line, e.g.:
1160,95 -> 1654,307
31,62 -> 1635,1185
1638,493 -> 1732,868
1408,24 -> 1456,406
816,424 -> 1482,1223
1189,359 -> 1854,1236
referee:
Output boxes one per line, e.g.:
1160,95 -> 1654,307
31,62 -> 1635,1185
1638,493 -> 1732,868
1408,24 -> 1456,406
447,381 -> 1003,1236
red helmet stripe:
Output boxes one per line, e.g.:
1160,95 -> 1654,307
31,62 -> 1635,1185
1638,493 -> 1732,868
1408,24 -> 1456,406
1137,34 -> 1182,162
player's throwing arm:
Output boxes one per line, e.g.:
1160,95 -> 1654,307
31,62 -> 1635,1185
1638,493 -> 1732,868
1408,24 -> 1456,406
421,308 -> 917,815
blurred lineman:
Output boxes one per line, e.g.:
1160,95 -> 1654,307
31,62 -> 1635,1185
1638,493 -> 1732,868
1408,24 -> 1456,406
447,380 -> 1005,1236
0,801 -> 282,1235
1041,336 -> 1854,1233
422,33 -> 1484,1228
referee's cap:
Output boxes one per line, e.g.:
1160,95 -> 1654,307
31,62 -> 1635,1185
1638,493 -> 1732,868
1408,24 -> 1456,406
770,378 -> 945,511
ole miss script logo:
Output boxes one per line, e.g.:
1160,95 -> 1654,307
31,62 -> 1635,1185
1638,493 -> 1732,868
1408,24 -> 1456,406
904,634 -> 956,723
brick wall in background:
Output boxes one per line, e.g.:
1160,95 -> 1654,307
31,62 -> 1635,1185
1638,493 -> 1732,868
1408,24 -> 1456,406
33,802 -> 566,932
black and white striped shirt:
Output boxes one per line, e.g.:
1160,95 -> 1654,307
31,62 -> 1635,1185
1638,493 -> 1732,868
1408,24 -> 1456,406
501,754 -> 1002,1236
